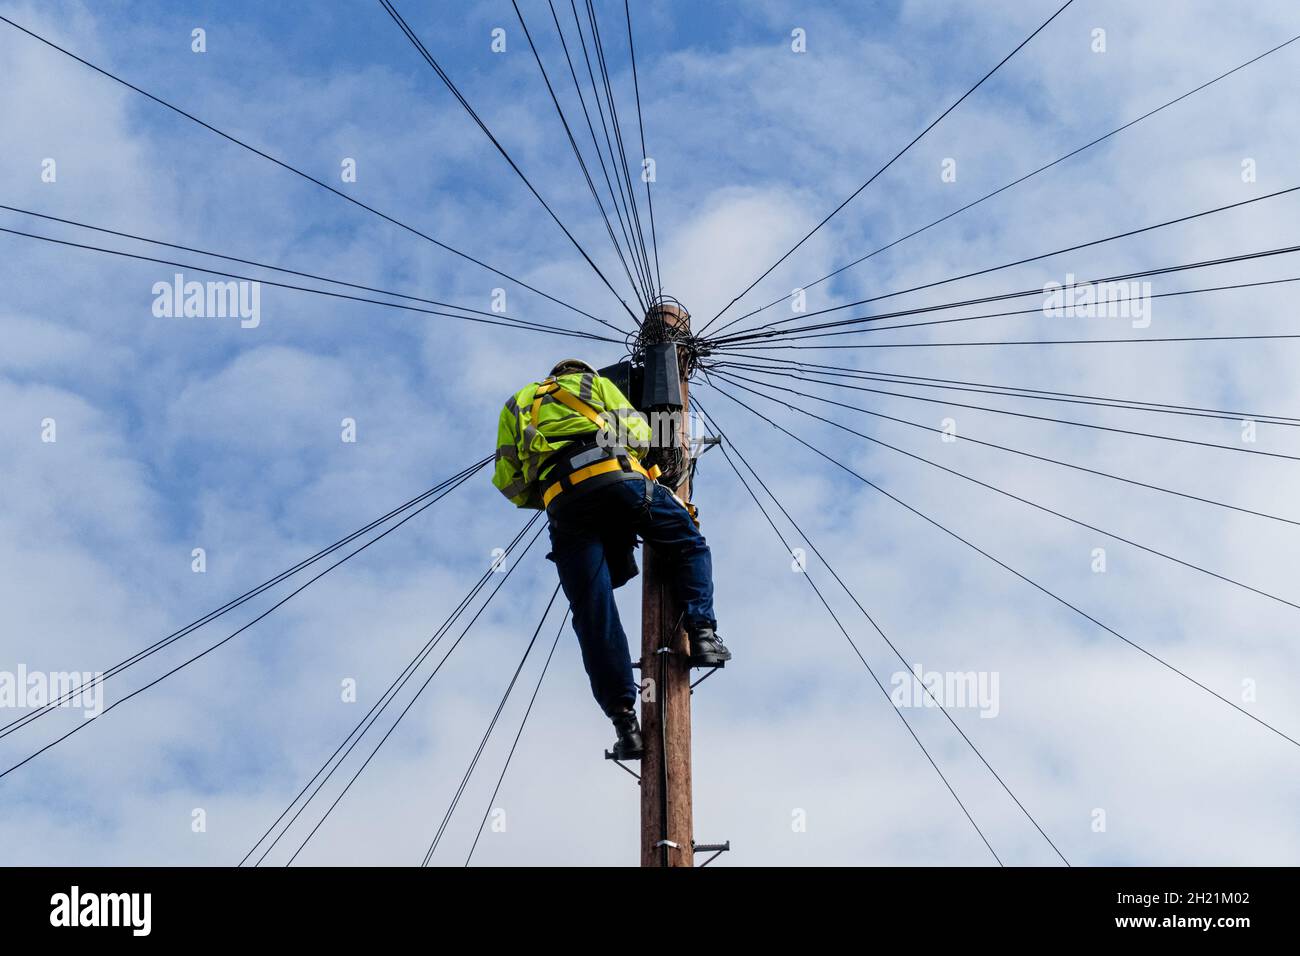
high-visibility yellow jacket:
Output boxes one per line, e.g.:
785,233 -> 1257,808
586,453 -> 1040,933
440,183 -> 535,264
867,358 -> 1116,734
493,370 -> 652,509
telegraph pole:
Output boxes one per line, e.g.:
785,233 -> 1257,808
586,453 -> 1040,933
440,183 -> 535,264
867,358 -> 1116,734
639,301 -> 694,867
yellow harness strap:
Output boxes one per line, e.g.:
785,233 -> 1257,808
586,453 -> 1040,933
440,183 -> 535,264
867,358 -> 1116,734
531,376 -> 673,510
531,377 -> 608,431
551,387 -> 609,429
543,455 -> 655,508
529,378 -> 557,428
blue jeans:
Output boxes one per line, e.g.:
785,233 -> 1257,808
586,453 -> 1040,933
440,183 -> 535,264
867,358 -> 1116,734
547,476 -> 716,717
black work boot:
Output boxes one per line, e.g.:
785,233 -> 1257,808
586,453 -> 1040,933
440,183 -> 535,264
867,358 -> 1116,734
688,626 -> 732,667
609,709 -> 644,760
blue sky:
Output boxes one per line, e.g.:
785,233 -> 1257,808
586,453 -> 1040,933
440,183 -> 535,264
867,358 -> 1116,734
2,0 -> 1299,866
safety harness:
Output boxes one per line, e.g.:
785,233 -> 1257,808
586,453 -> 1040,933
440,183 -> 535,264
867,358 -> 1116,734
533,377 -> 662,510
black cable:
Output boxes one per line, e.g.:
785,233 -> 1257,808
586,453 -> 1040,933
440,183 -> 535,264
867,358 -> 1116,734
700,0 -> 1077,334
0,204 -> 605,340
378,0 -> 639,326
688,403 -> 1005,865
732,332 -> 1300,351
0,461 -> 489,783
717,353 -> 1300,426
624,0 -> 662,297
712,373 -> 1300,613
0,225 -> 621,343
706,382 -> 1300,751
249,520 -> 534,865
459,545 -> 616,866
711,242 -> 1300,346
457,538 -> 624,868
284,521 -> 549,865
717,273 -> 1300,348
547,0 -> 652,306
0,13 -> 616,334
719,186 -> 1300,341
547,0 -> 655,307
463,609 -> 570,867
421,581 -> 563,866
513,0 -> 649,311
584,0 -> 653,294
584,0 -> 656,301
567,0 -> 653,307
713,365 -> 1300,462
242,512 -> 539,867
704,371 -> 1300,528
715,359 -> 1300,428
0,458 -> 491,743
710,33 -> 1300,336
697,402 -> 1066,864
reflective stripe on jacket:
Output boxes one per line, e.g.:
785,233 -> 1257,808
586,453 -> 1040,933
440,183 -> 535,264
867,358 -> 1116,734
493,371 -> 652,509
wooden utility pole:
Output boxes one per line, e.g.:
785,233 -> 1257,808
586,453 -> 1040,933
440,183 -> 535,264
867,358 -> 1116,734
639,302 -> 694,867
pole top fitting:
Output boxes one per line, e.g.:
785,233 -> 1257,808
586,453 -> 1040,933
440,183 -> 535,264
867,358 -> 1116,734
645,297 -> 690,331
634,295 -> 699,375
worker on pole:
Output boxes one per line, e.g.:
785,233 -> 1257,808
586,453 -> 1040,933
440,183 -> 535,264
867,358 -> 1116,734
492,359 -> 730,760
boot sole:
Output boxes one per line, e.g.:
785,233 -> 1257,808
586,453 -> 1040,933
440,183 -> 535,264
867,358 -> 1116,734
606,748 -> 644,761
689,654 -> 731,667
